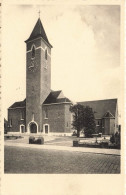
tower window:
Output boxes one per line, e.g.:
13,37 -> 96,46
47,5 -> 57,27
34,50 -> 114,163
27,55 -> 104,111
21,110 -> 24,120
44,109 -> 48,119
45,49 -> 47,60
32,45 -> 35,58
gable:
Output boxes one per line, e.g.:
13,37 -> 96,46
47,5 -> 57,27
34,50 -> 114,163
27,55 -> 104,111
103,111 -> 115,118
57,91 -> 65,99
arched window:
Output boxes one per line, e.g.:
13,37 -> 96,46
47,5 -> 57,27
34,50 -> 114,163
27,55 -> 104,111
32,45 -> 35,58
45,49 -> 47,60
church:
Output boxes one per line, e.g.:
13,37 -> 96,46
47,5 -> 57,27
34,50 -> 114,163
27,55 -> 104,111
7,17 -> 119,135
7,17 -> 72,136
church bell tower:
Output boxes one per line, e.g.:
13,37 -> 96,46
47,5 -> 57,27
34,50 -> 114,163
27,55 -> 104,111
25,17 -> 52,133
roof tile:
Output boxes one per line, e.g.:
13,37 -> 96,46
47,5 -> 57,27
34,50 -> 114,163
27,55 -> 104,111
43,90 -> 71,104
78,99 -> 117,118
9,99 -> 26,109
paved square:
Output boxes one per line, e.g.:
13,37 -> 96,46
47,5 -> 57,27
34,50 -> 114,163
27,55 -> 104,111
4,146 -> 120,174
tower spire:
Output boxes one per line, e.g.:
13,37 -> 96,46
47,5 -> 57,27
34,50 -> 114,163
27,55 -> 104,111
25,16 -> 52,48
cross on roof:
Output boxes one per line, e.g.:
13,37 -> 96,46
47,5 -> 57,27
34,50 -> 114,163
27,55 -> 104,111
38,10 -> 41,18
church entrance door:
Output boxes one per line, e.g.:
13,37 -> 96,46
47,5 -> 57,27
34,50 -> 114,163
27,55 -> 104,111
45,125 -> 49,134
30,123 -> 37,133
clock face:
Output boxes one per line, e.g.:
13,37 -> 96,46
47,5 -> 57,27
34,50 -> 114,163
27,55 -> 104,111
28,60 -> 37,72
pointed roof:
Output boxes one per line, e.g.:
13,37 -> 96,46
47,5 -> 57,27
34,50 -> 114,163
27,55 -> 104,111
78,99 -> 117,119
25,18 -> 52,47
43,90 -> 72,104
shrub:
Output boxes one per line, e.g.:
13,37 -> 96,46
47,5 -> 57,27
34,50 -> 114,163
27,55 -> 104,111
110,134 -> 115,144
100,142 -> 108,148
85,133 -> 93,138
110,132 -> 121,149
115,132 -> 121,148
35,137 -> 44,145
29,136 -> 35,144
73,140 -> 79,147
72,131 -> 77,136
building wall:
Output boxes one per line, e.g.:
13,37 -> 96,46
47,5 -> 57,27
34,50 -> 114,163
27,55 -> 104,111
115,104 -> 118,132
109,118 -> 115,134
26,38 -> 51,132
104,118 -> 110,135
95,119 -> 102,133
40,41 -> 51,104
64,104 -> 72,133
98,118 -> 116,135
40,41 -> 51,131
42,103 -> 72,133
103,118 -> 116,135
8,108 -> 26,133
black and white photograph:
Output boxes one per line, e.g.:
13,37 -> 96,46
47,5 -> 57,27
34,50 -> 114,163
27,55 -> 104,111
2,0 -> 125,194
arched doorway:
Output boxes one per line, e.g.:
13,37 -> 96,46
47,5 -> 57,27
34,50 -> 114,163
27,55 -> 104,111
30,122 -> 37,133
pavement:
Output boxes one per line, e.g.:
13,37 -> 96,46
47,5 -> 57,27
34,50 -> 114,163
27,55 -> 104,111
4,145 -> 120,174
5,141 -> 120,156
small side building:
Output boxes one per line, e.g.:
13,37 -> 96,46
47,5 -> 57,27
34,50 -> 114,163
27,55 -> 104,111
78,99 -> 118,135
8,99 -> 26,133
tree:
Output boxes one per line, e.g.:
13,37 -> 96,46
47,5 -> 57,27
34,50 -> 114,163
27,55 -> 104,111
70,104 -> 96,137
83,106 -> 96,137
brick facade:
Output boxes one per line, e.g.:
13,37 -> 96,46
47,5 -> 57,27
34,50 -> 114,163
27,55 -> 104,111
26,38 -> 51,133
42,103 -> 72,134
8,107 -> 26,133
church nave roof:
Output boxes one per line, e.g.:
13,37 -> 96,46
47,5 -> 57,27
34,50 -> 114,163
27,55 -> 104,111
43,90 -> 72,104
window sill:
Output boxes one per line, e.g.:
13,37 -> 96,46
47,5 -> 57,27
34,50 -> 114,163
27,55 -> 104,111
21,119 -> 24,121
44,118 -> 48,119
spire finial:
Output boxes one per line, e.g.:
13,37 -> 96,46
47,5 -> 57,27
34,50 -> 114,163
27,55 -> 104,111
38,10 -> 41,18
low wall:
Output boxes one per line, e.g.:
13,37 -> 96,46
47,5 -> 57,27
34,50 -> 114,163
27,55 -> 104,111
48,132 -> 72,136
7,132 -> 73,137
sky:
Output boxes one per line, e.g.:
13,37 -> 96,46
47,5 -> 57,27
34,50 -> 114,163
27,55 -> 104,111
2,4 -> 121,118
